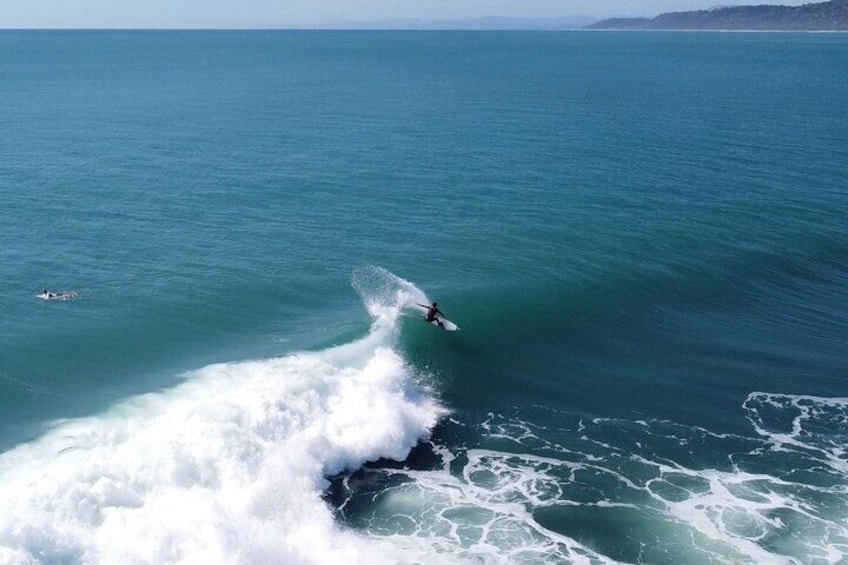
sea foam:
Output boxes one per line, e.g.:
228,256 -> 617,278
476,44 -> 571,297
0,270 -> 444,564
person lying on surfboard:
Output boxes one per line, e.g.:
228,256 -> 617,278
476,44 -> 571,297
38,289 -> 78,300
418,302 -> 444,324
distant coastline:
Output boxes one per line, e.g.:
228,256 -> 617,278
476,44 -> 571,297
586,0 -> 848,31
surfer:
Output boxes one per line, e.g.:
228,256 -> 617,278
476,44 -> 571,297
418,302 -> 444,324
415,301 -> 458,331
39,289 -> 77,300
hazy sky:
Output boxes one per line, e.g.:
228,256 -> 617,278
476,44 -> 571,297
0,0 -> 815,28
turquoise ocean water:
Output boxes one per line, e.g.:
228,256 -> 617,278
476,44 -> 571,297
1,31 -> 847,563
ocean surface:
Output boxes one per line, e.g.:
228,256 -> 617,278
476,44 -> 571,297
1,30 -> 847,564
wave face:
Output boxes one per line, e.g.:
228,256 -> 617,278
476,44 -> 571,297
0,269 -> 444,564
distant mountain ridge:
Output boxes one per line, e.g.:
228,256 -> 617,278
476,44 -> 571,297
586,0 -> 848,30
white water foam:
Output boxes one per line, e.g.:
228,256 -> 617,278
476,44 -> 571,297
0,269 -> 445,564
334,396 -> 848,564
744,392 -> 848,476
351,266 -> 430,323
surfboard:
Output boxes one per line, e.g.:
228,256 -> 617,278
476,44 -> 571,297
429,316 -> 459,332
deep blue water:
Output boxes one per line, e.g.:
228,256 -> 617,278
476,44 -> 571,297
1,31 -> 847,564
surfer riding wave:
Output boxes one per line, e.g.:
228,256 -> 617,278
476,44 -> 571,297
351,266 -> 459,332
418,302 -> 444,326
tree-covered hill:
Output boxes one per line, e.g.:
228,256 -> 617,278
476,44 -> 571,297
586,0 -> 848,30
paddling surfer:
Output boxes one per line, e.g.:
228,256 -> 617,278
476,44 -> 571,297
39,289 -> 77,300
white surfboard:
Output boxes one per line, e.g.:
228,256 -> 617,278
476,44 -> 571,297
429,316 -> 459,332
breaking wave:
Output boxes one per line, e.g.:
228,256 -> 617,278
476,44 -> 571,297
0,268 -> 445,564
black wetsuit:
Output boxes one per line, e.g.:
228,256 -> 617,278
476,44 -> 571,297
418,303 -> 442,323
426,306 -> 443,323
